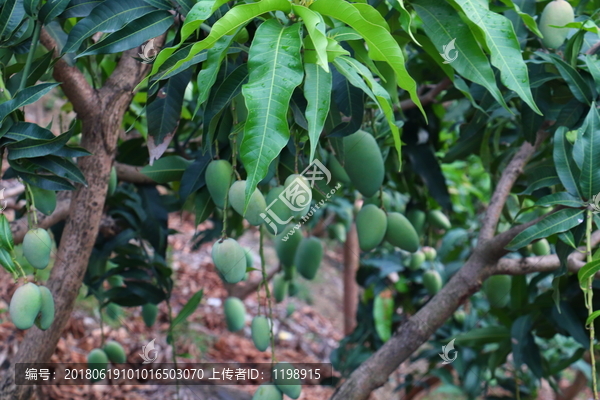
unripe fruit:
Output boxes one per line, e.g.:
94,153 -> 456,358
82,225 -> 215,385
385,212 -> 420,253
423,270 -> 442,295
10,283 -> 42,330
265,186 -> 293,235
283,264 -> 296,281
108,274 -> 124,287
274,362 -> 302,399
328,222 -> 347,243
295,237 -> 323,280
35,285 -> 54,330
327,155 -> 350,184
87,348 -> 109,379
364,191 -> 392,210
252,384 -> 283,400
103,340 -> 126,364
288,281 -> 299,297
539,0 -> 574,49
428,210 -> 451,230
142,303 -> 158,327
286,302 -> 296,316
224,297 -> 246,332
275,225 -> 303,267
273,274 -> 288,303
107,166 -> 117,196
532,238 -> 551,256
423,246 -> 437,261
454,310 -> 466,324
244,247 -> 254,269
211,238 -> 247,283
284,174 -> 312,218
356,204 -> 387,251
407,209 -> 426,236
22,228 -> 52,270
229,180 -> 267,226
409,251 -> 426,270
205,160 -> 233,209
251,316 -> 271,351
483,275 -> 511,308
343,130 -> 384,197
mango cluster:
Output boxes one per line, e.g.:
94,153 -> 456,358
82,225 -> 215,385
252,362 -> 302,399
87,340 -> 127,380
10,283 -> 55,330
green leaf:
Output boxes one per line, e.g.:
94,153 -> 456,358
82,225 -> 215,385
0,248 -> 16,275
3,121 -> 55,141
586,310 -> 600,326
0,214 -> 14,251
373,293 -> 393,342
179,154 -> 211,200
310,0 -> 423,117
39,0 -> 70,24
578,104 -> 600,200
195,188 -> 215,225
0,0 -> 26,41
171,289 -> 203,328
511,315 -> 543,378
76,10 -> 172,57
0,83 -> 59,124
63,0 -> 155,54
537,52 -> 593,105
28,155 -> 87,185
7,129 -> 73,159
24,0 -> 40,17
585,54 -> 600,93
557,230 -> 576,248
578,259 -> 600,290
30,186 -> 57,215
303,63 -> 331,164
140,155 -> 192,183
239,20 -> 303,211
506,208 -> 585,251
497,0 -> 542,37
148,0 -> 292,82
61,0 -> 102,18
454,326 -> 510,346
15,170 -> 75,190
392,0 -> 421,46
534,192 -> 583,208
292,4 -> 328,72
412,0 -> 508,112
554,126 -> 582,198
450,0 -> 540,114
180,0 -> 226,44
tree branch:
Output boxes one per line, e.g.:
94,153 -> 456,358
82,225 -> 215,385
115,162 -> 156,184
10,191 -> 71,244
398,78 -> 452,111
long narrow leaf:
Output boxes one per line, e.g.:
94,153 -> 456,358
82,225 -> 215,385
0,83 -> 59,123
577,104 -> 600,200
303,63 -> 331,163
554,126 -> 582,198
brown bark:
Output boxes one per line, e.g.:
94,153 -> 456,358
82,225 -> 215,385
225,265 -> 280,300
343,223 -> 359,335
0,32 -> 161,399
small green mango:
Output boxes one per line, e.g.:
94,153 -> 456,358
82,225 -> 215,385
428,210 -> 451,230
273,274 -> 288,303
288,281 -> 299,297
385,212 -> 420,253
423,270 -> 442,295
251,316 -> 271,352
364,192 -> 392,210
264,186 -> 293,235
409,251 -> 426,270
295,237 -> 323,280
275,225 -> 303,267
10,282 -> 42,330
327,154 -> 350,184
283,264 -> 296,281
284,174 -> 312,218
407,209 -> 426,236
483,275 -> 512,308
328,222 -> 347,243
211,238 -> 247,283
274,362 -> 302,399
423,246 -> 437,261
244,247 -> 254,269
531,239 -> 551,256
454,310 -> 466,324
103,340 -> 126,364
107,166 -> 117,196
343,130 -> 384,197
22,228 -> 52,270
87,348 -> 109,380
142,303 -> 158,327
206,160 -> 233,209
224,297 -> 246,332
539,0 -> 574,48
229,180 -> 267,225
252,384 -> 283,400
35,285 -> 54,330
356,204 -> 387,251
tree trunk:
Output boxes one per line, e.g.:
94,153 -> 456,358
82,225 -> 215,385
343,223 -> 359,335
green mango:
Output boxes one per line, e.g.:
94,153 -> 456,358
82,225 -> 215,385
224,297 -> 246,332
229,180 -> 267,225
343,130 -> 384,197
409,251 -> 426,270
406,209 -> 426,236
327,154 -> 350,184
244,247 -> 254,269
205,160 -> 233,209
423,270 -> 442,295
10,282 -> 42,330
288,281 -> 299,297
364,191 -> 392,210
35,285 -> 54,330
284,174 -> 312,218
328,222 -> 347,243
252,384 -> 283,400
274,362 -> 302,399
356,204 -> 387,251
428,210 -> 451,230
423,246 -> 437,261
142,303 -> 158,327
87,348 -> 109,380
295,237 -> 323,280
385,212 -> 420,253
283,264 -> 296,281
539,0 -> 574,48
251,316 -> 271,351
483,275 -> 511,308
264,186 -> 293,235
211,238 -> 247,283
531,239 -> 551,256
454,310 -> 466,324
234,27 -> 249,44
273,274 -> 288,303
107,166 -> 117,196
22,228 -> 52,269
103,340 -> 126,364
275,225 -> 303,267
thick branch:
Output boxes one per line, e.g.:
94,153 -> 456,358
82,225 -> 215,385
225,266 -> 280,300
10,192 -> 71,244
398,78 -> 452,111
115,162 -> 156,184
